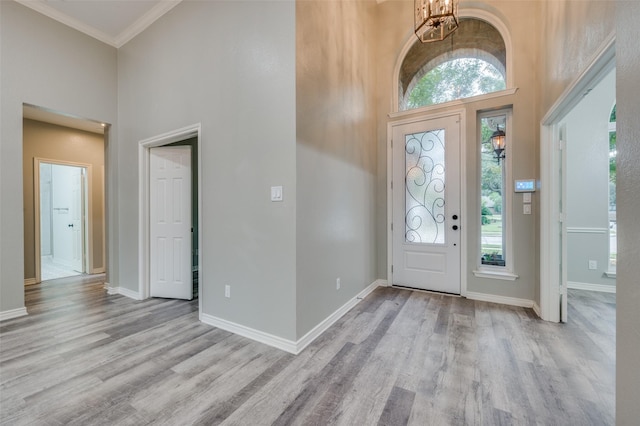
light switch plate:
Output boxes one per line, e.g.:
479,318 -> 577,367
271,186 -> 283,202
523,204 -> 532,215
523,193 -> 532,203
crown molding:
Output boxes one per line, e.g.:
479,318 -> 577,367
14,0 -> 182,48
114,1 -> 182,48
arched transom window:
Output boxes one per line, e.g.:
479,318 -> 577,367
399,18 -> 507,111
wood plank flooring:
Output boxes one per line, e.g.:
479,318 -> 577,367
0,275 -> 615,425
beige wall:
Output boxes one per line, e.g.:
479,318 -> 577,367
296,0 -> 379,337
375,1 -> 541,302
23,119 -> 105,280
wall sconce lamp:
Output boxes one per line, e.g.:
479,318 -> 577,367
490,125 -> 506,163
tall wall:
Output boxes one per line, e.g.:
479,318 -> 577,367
375,1 -> 541,303
616,1 -> 640,422
0,1 -> 117,314
117,1 -> 298,340
295,0 -> 379,337
23,119 -> 106,280
540,1 -> 615,115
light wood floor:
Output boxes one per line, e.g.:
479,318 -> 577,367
0,275 -> 615,425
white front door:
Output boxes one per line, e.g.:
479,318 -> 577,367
150,146 -> 192,300
51,164 -> 84,273
391,114 -> 461,294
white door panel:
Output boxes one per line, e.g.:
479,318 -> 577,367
51,164 -> 84,273
391,114 -> 461,294
150,146 -> 192,300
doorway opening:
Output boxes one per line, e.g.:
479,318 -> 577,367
561,67 -> 616,322
36,161 -> 89,281
23,104 -> 108,286
539,35 -> 615,322
139,124 -> 202,308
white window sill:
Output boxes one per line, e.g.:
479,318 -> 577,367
605,270 -> 616,278
473,269 -> 519,281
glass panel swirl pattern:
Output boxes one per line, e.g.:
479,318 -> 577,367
405,130 -> 446,244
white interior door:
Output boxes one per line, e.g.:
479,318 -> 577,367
51,164 -> 84,273
150,146 -> 192,300
391,114 -> 461,294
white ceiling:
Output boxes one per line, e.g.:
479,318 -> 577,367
15,0 -> 182,48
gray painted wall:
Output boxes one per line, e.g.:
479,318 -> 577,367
117,1 -> 297,340
616,1 -> 640,422
0,1 -> 117,313
295,1 -> 379,337
563,69 -> 616,288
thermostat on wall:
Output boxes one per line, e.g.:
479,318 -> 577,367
514,179 -> 536,192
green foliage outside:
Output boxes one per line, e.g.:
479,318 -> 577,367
480,117 -> 505,263
407,58 -> 505,109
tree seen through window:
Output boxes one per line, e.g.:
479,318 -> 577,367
407,58 -> 505,109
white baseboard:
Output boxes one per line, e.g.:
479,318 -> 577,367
567,281 -> 616,293
24,278 -> 37,286
377,279 -> 389,287
532,302 -> 542,318
200,279 -> 383,355
105,284 -> 142,300
465,291 -> 535,309
0,307 -> 28,321
295,279 -> 382,354
200,313 -> 298,354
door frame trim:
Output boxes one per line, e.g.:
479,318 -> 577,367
387,108 -> 467,296
138,124 -> 202,309
34,158 -> 92,283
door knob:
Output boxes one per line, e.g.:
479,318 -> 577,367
452,214 -> 458,220
452,225 -> 459,230
68,224 -> 74,228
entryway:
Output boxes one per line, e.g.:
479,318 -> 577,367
389,112 -> 462,294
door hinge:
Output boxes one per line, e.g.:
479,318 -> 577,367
391,265 -> 394,273
391,181 -> 393,190
391,139 -> 393,149
391,223 -> 393,231
558,139 -> 564,151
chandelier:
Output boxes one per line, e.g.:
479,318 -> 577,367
414,0 -> 459,43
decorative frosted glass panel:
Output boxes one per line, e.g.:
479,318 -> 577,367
405,130 -> 446,244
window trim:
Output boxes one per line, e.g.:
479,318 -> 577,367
474,108 -> 517,280
388,88 -> 518,120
